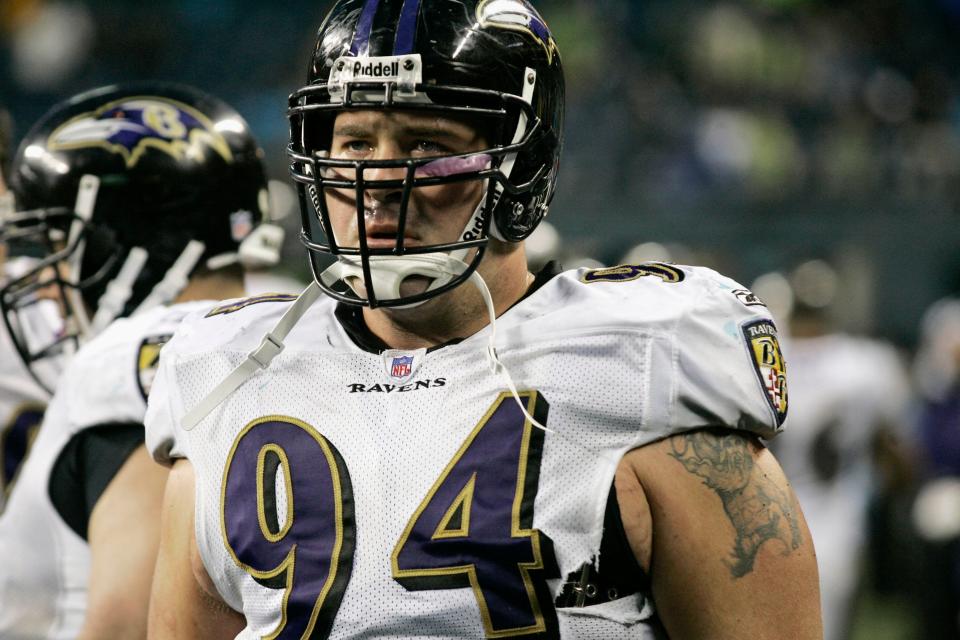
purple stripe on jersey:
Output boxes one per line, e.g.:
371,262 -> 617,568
393,0 -> 422,55
350,0 -> 381,55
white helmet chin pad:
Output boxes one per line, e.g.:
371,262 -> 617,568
320,251 -> 470,307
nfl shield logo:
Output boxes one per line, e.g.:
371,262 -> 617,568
381,348 -> 425,385
229,210 -> 254,242
391,356 -> 413,379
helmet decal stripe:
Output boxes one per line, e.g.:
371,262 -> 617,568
350,0 -> 381,56
393,0 -> 423,55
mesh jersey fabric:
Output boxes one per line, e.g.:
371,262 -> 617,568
145,265 -> 784,639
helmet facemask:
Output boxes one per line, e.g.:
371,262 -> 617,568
2,83 -> 281,392
0,202 -> 103,392
288,54 -> 544,309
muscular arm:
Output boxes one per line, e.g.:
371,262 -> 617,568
79,445 -> 168,640
148,458 -> 245,640
616,428 -> 822,640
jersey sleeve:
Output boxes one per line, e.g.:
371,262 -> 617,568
645,269 -> 787,442
144,330 -> 189,466
143,300 -> 269,466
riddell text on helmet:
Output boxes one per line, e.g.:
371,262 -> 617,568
353,60 -> 400,78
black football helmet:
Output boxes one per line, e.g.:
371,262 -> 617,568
288,0 -> 564,307
1,83 -> 281,392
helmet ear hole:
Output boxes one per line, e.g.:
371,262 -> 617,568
493,189 -> 549,243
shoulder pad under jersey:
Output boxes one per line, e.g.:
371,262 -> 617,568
512,264 -> 788,439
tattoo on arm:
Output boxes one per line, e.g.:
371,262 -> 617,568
668,430 -> 802,578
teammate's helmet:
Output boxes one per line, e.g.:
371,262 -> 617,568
288,0 -> 564,307
0,83 -> 280,391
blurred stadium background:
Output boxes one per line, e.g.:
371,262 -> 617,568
4,0 -> 960,346
4,1 -> 960,638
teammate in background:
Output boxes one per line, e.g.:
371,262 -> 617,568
0,106 -> 56,509
146,1 -> 822,638
0,84 -> 282,640
767,259 -> 912,640
911,297 -> 960,639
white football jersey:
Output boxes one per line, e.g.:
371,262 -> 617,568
0,321 -> 49,501
146,265 -> 785,640
0,300 -> 211,640
0,257 -> 62,507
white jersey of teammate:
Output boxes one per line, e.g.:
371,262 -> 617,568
772,332 -> 909,640
0,300 -> 211,640
146,265 -> 786,640
0,257 -> 60,507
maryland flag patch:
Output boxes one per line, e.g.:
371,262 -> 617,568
742,320 -> 788,426
137,334 -> 172,400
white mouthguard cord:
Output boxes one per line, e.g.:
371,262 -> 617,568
468,269 -> 552,434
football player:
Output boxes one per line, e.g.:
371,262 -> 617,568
770,261 -> 911,640
145,1 -> 823,638
0,106 -> 56,510
0,84 -> 282,639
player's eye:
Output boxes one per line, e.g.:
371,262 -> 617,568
335,139 -> 372,157
411,139 -> 451,156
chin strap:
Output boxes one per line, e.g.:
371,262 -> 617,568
206,222 -> 286,271
131,240 -> 206,317
89,246 -> 149,334
181,280 -> 324,430
65,175 -> 100,339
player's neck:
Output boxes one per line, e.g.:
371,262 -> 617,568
360,248 -> 532,350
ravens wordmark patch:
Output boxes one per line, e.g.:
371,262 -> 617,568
742,320 -> 787,426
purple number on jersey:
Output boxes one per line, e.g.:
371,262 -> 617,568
2,405 -> 45,493
220,393 -> 558,639
391,391 -> 560,638
222,416 -> 355,640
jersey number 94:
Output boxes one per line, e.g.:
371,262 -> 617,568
221,392 -> 560,639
